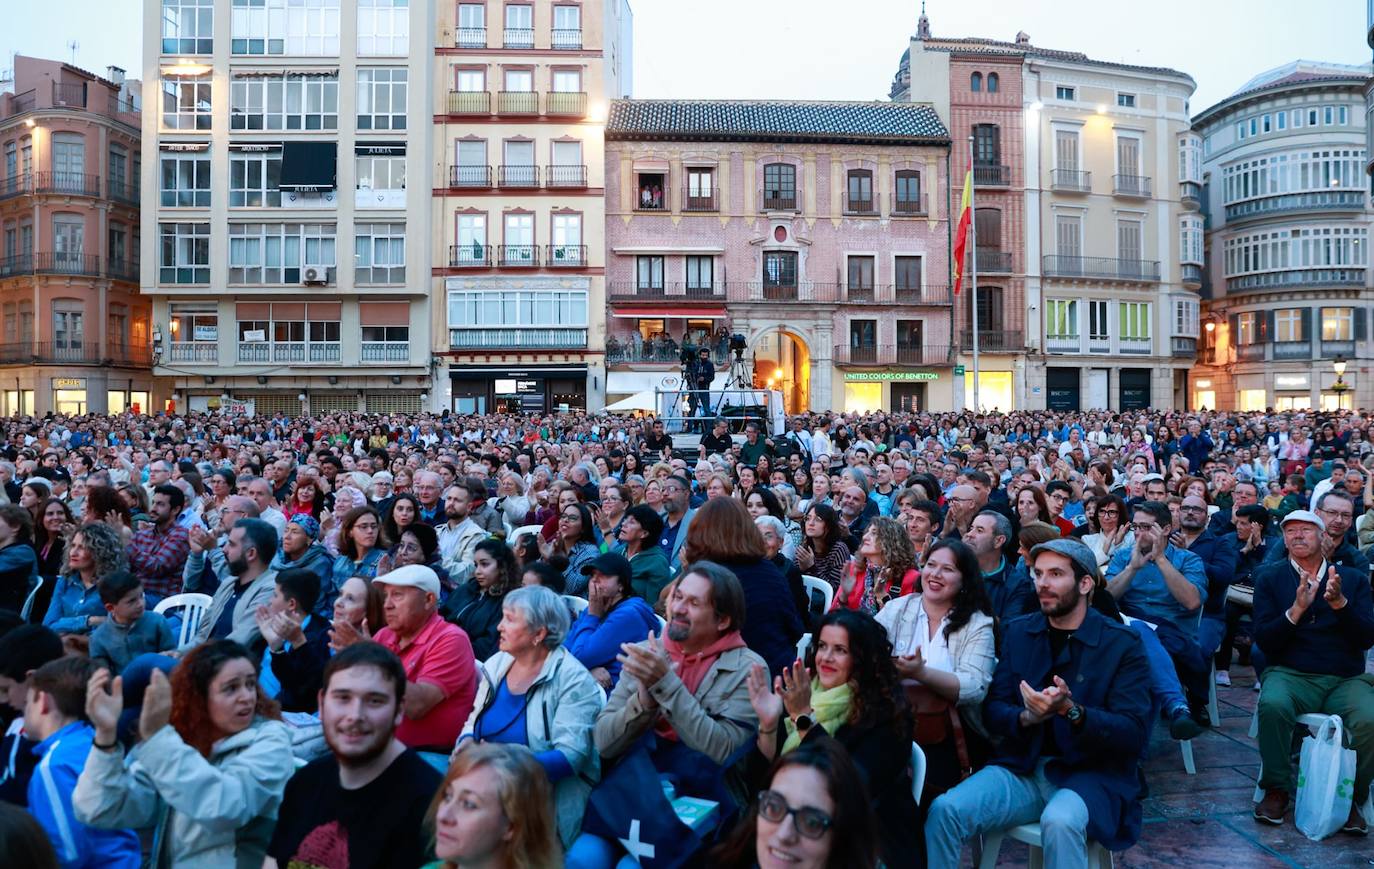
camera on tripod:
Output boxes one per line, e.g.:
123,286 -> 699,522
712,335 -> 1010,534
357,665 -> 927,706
729,333 -> 747,359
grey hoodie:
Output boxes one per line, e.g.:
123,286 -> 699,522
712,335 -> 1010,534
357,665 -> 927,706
89,611 -> 176,672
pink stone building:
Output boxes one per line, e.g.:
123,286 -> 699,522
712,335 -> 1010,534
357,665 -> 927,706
0,55 -> 147,415
604,100 -> 953,413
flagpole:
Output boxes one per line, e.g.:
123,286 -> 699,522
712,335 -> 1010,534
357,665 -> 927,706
968,135 -> 980,413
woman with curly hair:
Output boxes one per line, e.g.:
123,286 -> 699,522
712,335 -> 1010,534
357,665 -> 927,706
874,538 -> 995,809
42,522 -> 127,634
743,609 -> 916,866
73,640 -> 293,867
795,503 -> 852,590
833,516 -> 919,613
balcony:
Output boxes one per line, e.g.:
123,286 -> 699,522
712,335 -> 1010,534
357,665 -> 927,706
607,281 -> 726,302
0,174 -> 29,200
1226,268 -> 1366,292
497,165 -> 539,188
1181,263 -> 1203,288
1051,169 -> 1092,192
108,344 -> 153,367
455,26 -> 486,48
682,188 -> 719,212
843,192 -> 877,215
497,91 -> 539,115
33,171 -> 100,197
361,341 -> 410,363
634,196 -> 668,212
1120,337 -> 1152,355
1180,181 -> 1201,209
975,249 -> 1012,273
835,284 -> 953,306
106,258 -> 139,282
496,245 -> 539,267
1224,190 -> 1366,222
0,252 -> 101,278
607,343 -> 729,366
1112,174 -> 1152,198
1045,335 -> 1080,353
959,330 -> 1024,353
167,342 -> 218,364
503,27 -> 535,49
447,90 -> 491,114
891,192 -> 925,216
449,243 -> 492,268
845,284 -> 875,302
0,342 -> 103,365
51,82 -> 87,108
1273,341 -> 1312,361
1,89 -> 35,120
449,164 -> 493,188
760,190 -> 798,212
551,28 -> 583,49
974,163 -> 1010,187
1042,255 -> 1161,282
450,328 -> 587,350
107,178 -> 138,205
1321,340 -> 1357,359
1171,336 -> 1197,357
546,164 -> 587,188
894,284 -> 952,306
545,91 -> 587,116
735,281 -> 840,303
308,343 -> 341,363
832,344 -> 953,366
1236,343 -> 1265,362
545,244 -> 587,267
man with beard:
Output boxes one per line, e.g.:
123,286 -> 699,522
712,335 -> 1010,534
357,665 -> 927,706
192,518 -> 278,652
265,643 -> 442,869
926,538 -> 1152,868
436,484 -> 486,588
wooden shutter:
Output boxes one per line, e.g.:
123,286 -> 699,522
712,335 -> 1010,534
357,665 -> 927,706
1299,308 -> 1312,342
1055,131 -> 1078,170
1359,308 -> 1370,342
1229,314 -> 1240,346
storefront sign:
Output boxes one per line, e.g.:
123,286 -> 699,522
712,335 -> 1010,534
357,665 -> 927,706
1275,374 -> 1310,390
52,378 -> 86,389
843,372 -> 939,382
1194,379 -> 1212,389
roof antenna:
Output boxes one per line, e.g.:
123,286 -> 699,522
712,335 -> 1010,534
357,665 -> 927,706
68,40 -> 79,65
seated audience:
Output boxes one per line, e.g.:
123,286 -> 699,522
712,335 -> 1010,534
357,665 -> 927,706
256,568 -> 330,713
0,625 -> 66,806
88,571 -> 175,673
442,537 -> 521,661
194,518 -> 280,651
270,513 -> 333,602
565,552 -> 659,690
429,742 -> 562,869
795,504 -> 851,590
616,504 -> 671,610
835,516 -> 919,613
42,523 -> 126,635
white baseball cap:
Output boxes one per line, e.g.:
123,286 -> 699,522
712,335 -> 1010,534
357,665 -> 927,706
372,564 -> 441,597
1280,509 -> 1326,533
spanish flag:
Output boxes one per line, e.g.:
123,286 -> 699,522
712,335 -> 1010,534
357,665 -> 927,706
952,157 -> 973,296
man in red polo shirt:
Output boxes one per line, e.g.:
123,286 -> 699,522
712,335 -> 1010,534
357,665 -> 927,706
367,564 -> 477,751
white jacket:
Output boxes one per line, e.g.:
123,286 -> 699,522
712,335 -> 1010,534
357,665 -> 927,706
73,718 -> 293,868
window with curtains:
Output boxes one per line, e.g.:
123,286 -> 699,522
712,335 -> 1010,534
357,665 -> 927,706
636,256 -> 664,290
231,0 -> 340,55
354,223 -> 405,284
685,256 -> 714,290
227,222 -> 336,283
159,223 -> 210,283
1322,307 -> 1353,341
1119,302 -> 1150,340
357,68 -> 407,130
357,0 -> 409,55
895,256 -> 922,290
1046,299 -> 1078,338
160,151 -> 211,207
847,256 -> 875,291
1274,308 -> 1304,342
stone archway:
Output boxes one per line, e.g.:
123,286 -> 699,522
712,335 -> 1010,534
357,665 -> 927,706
750,326 -> 811,414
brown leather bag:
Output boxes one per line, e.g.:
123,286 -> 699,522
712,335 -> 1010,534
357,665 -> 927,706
903,680 -> 972,779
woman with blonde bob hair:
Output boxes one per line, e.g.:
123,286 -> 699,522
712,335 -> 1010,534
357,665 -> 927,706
426,742 -> 562,869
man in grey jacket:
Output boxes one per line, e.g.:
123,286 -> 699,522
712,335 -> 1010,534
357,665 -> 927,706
183,495 -> 259,595
194,518 -> 278,652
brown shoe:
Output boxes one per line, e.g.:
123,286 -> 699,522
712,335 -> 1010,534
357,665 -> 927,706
1342,805 -> 1368,836
1253,789 -> 1288,825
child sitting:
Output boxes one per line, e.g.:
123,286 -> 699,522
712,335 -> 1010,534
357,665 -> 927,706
88,571 -> 176,672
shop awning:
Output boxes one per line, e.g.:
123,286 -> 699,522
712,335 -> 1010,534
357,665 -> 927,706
279,142 -> 338,191
611,307 -> 727,319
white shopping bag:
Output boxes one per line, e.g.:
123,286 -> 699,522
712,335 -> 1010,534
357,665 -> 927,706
1294,715 -> 1357,841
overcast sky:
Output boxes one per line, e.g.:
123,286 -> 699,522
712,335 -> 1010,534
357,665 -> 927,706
2,0 -> 1366,115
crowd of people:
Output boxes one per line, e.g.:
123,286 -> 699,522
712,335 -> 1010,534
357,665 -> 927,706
0,404 -> 1370,868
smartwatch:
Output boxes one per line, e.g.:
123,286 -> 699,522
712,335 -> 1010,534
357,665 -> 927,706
1065,704 -> 1085,726
793,714 -> 814,732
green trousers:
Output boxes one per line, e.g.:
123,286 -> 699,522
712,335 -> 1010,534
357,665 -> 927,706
1256,665 -> 1374,796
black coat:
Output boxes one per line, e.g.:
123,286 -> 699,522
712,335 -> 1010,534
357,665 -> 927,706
442,581 -> 505,661
269,614 -> 333,713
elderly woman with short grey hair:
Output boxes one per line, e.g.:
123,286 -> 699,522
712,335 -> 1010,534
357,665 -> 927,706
457,585 -> 605,848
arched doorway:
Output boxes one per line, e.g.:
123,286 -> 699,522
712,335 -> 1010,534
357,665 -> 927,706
751,327 -> 810,414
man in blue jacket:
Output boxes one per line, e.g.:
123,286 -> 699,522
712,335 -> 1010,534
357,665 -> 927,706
23,656 -> 140,868
926,538 -> 1152,868
1177,420 -> 1214,474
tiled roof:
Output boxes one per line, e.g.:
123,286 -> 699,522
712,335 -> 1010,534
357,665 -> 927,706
919,36 -> 1194,82
1193,61 -> 1371,125
606,100 -> 949,145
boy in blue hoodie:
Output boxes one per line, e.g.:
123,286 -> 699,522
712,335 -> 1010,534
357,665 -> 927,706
87,570 -> 176,672
24,656 -> 140,868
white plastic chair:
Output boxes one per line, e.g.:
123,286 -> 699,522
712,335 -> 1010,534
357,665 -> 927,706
564,595 -> 589,617
979,823 -> 1113,869
795,632 -> 812,662
1122,613 -> 1213,776
910,742 -> 927,806
154,592 -> 214,649
19,576 -> 44,622
802,574 -> 833,615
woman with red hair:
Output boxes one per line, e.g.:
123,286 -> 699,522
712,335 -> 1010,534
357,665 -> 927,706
72,640 -> 294,867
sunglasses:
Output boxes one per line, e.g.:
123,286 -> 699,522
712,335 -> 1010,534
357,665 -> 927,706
756,790 -> 832,839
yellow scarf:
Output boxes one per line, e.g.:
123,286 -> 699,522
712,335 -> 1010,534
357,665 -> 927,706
781,680 -> 853,753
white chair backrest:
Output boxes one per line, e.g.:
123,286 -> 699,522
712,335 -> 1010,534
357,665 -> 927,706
154,592 -> 214,649
795,632 -> 812,663
910,741 -> 927,806
20,576 -> 44,622
655,614 -> 667,633
564,595 -> 589,617
511,524 -> 543,543
802,575 -> 833,615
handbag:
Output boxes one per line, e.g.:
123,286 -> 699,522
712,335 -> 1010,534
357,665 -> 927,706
902,680 -> 971,779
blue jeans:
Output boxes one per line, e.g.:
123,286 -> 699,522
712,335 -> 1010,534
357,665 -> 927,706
926,761 -> 1091,869
565,833 -> 641,869
1197,614 -> 1225,659
1127,620 -> 1187,715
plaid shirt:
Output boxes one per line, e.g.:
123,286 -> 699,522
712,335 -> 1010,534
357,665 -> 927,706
127,523 -> 191,599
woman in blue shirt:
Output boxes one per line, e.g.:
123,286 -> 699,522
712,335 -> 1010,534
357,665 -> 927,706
44,523 -> 127,634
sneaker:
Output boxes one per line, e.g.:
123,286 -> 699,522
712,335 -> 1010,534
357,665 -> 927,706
1215,671 -> 1231,687
1168,706 -> 1205,741
1342,805 -> 1368,836
1254,789 -> 1289,825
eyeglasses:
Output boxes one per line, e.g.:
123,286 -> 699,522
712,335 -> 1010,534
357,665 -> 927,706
1179,506 -> 1207,514
1129,523 -> 1159,533
756,790 -> 833,839
1097,509 -> 1119,517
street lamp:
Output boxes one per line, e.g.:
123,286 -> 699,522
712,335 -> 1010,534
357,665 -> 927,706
1332,355 -> 1351,408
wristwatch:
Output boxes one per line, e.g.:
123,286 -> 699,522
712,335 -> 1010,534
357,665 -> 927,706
793,714 -> 814,732
1065,704 -> 1086,726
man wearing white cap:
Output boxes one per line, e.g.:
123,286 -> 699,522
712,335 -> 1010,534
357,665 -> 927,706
1251,509 -> 1374,834
362,564 -> 478,752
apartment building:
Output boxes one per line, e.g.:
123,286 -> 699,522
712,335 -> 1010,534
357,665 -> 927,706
1190,61 -> 1373,411
896,18 -> 1199,410
142,0 -> 434,417
0,56 -> 147,416
435,0 -> 632,415
604,100 -> 952,414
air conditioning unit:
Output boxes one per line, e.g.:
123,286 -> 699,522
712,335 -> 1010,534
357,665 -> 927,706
301,266 -> 326,285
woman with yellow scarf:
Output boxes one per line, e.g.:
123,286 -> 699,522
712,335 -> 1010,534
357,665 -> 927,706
744,609 -> 920,868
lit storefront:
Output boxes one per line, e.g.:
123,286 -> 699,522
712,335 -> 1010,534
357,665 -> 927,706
841,371 -> 948,413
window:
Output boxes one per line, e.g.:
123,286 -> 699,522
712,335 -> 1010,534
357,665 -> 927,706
1220,149 -> 1367,204
763,251 -> 798,288
160,151 -> 211,207
1178,135 -> 1202,184
634,172 -> 665,209
159,223 -> 210,283
1309,108 -> 1318,126
1324,106 -> 1334,125
355,147 -> 405,207
17,301 -> 32,343
973,124 -> 1000,165
504,4 -> 534,47
1223,225 -> 1368,277
1046,300 -> 1078,338
552,4 -> 581,49
685,167 -> 714,207
1339,106 -> 1349,125
455,69 -> 485,93
970,72 -> 982,92
502,213 -> 533,261
847,256 -> 875,291
230,0 -> 340,55
357,68 -> 406,130
636,256 -> 664,290
163,0 -> 215,53
763,163 -> 796,209
161,76 -> 212,130
685,256 -> 714,290
448,290 -> 588,328
895,256 -> 922,290
230,148 -> 282,206
108,225 -> 128,266
1278,112 -> 1287,130
1237,312 -> 1257,345
354,223 -> 405,284
1117,93 -> 1136,108
108,305 -> 129,348
1116,135 -> 1140,177
2,304 -> 14,344
455,140 -> 487,184
549,213 -> 581,262
357,0 -> 409,55
846,169 -> 873,211
1322,307 -> 1353,341
109,144 -> 128,193
897,320 -> 923,347
1274,308 -> 1305,342
454,213 -> 486,263
1088,301 -> 1109,341
552,70 -> 581,93
361,324 -> 407,343
1179,215 -> 1203,264
231,73 -> 339,130
503,69 -> 533,93
1054,214 -> 1082,258
975,208 -> 1002,249
457,3 -> 485,46
1055,85 -> 1075,101
1174,300 -> 1198,336
1262,114 -> 1271,133
849,320 -> 876,348
987,73 -> 999,93
3,142 -> 14,180
52,216 -> 84,269
1119,302 -> 1151,340
895,170 -> 921,211
52,304 -> 84,352
1117,220 -> 1142,262
227,222 -> 336,284
1054,130 -> 1079,170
